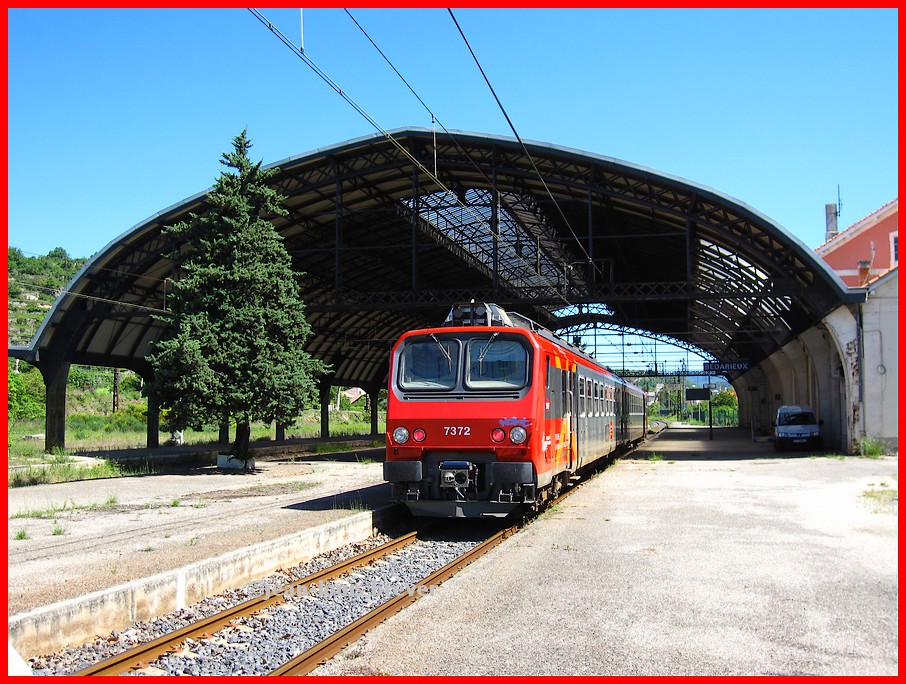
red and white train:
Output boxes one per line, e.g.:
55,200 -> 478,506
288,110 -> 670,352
383,302 -> 647,518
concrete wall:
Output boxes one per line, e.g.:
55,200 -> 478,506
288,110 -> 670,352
738,315 -> 852,452
861,272 -> 898,449
734,365 -> 774,438
822,305 -> 861,451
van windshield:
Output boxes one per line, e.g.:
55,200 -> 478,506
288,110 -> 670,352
778,411 -> 817,426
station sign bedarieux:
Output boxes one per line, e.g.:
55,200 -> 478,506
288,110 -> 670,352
703,360 -> 751,373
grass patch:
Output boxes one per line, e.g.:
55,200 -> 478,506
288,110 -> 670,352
859,437 -> 888,458
862,487 -> 898,512
14,528 -> 29,540
9,494 -> 119,520
10,502 -> 69,520
648,453 -> 665,462
8,459 -> 157,488
52,522 -> 66,535
8,410 -> 386,463
332,493 -> 368,512
311,440 -> 381,455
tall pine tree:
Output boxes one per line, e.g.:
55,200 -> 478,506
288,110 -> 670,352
148,130 -> 328,462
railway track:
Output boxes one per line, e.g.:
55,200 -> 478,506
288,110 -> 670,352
71,530 -> 421,676
70,524 -> 515,676
270,525 -> 515,676
59,446 -> 638,677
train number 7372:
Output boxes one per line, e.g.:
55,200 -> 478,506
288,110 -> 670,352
443,426 -> 471,436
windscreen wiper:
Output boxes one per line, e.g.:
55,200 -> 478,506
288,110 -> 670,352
430,333 -> 454,372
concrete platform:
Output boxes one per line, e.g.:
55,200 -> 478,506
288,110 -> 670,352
313,427 -> 898,676
7,447 -> 394,658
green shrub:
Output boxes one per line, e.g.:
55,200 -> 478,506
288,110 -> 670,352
859,437 -> 887,458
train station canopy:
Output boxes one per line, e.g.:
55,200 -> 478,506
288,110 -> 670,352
11,128 -> 861,388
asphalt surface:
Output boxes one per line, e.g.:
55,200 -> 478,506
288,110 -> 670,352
312,426 -> 898,676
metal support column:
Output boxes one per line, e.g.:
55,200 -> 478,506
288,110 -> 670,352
320,379 -> 332,439
411,163 -> 419,294
368,386 -> 381,437
39,355 -> 70,453
491,171 -> 499,297
145,384 -> 160,449
587,185 -> 596,294
334,169 -> 343,302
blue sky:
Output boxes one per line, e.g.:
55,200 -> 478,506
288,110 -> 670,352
7,7 -> 898,263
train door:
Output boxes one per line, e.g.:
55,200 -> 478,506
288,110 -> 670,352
617,385 -> 627,443
564,365 -> 575,470
577,372 -> 590,468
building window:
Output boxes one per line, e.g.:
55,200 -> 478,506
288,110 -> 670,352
891,232 -> 898,268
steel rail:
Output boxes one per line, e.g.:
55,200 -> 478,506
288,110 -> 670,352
72,530 -> 420,676
269,524 -> 518,676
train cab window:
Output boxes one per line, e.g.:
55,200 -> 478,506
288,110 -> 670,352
465,336 -> 529,390
398,337 -> 460,390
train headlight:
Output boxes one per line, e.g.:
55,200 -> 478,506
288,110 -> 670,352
413,428 -> 427,442
509,426 -> 528,444
491,428 -> 506,443
392,427 -> 410,444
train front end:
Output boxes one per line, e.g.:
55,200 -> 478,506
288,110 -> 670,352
383,304 -> 541,518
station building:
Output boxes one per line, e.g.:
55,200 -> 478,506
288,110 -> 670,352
816,199 -> 898,451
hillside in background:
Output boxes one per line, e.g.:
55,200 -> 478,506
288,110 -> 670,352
7,247 -> 88,346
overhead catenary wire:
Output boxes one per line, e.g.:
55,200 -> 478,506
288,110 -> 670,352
9,283 -> 170,317
342,12 -> 718,370
250,8 -> 567,304
248,7 -> 573,308
344,8 -> 578,292
447,9 -> 600,279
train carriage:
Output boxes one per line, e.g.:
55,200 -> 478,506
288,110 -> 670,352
384,302 -> 647,518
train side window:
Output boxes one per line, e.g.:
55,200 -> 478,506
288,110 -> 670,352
578,377 -> 586,417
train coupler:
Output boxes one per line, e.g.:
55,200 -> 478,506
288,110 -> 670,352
438,461 -> 477,489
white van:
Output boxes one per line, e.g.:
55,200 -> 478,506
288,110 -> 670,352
774,405 -> 823,451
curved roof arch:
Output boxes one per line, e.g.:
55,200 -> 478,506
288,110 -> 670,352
12,128 -> 861,387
